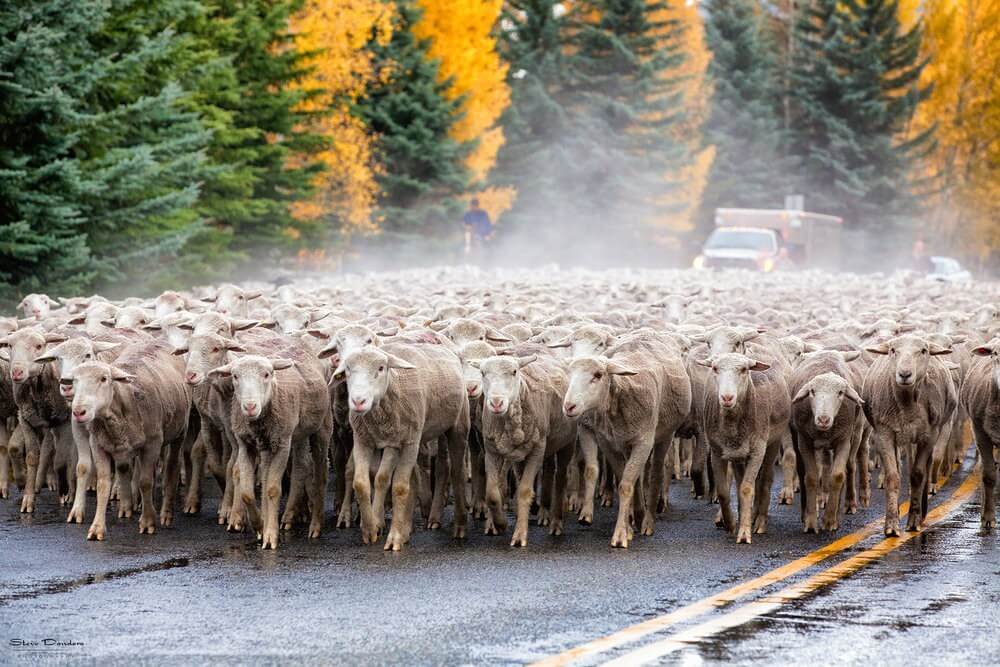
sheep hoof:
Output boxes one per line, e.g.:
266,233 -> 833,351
139,520 -> 156,535
549,521 -> 563,536
308,525 -> 322,539
384,532 -> 406,551
452,524 -> 466,539
427,520 -> 441,530
183,502 -> 200,515
578,513 -> 592,526
261,532 -> 279,549
118,508 -> 132,519
884,523 -> 901,537
20,496 -> 35,513
280,521 -> 293,531
753,518 -> 768,535
160,512 -> 173,527
846,503 -> 858,515
803,523 -> 817,534
87,524 -> 106,541
736,530 -> 752,544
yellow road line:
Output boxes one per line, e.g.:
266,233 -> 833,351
531,454 -> 970,667
601,469 -> 981,667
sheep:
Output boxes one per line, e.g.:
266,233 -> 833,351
472,354 -> 577,546
961,339 -> 1000,531
18,294 -> 59,321
431,318 -> 512,346
69,343 -> 192,540
1,327 -> 73,512
0,318 -> 19,498
562,335 -> 692,548
202,284 -> 262,318
457,340 -> 496,520
789,351 -> 865,532
547,323 -> 618,358
208,349 -> 332,549
697,352 -> 791,544
861,335 -> 957,536
339,343 -> 470,550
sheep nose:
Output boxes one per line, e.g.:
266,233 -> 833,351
564,402 -> 577,415
720,393 -> 735,405
72,409 -> 87,421
466,383 -> 479,396
816,415 -> 832,427
898,370 -> 912,380
244,401 -> 258,415
352,398 -> 367,411
11,368 -> 24,381
185,372 -> 199,384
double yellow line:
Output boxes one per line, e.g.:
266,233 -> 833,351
532,466 -> 981,667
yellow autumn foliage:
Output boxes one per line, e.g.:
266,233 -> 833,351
905,0 -> 1000,265
289,0 -> 394,232
413,0 -> 511,182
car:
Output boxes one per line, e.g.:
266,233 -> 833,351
928,256 -> 972,283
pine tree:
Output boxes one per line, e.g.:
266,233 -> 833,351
354,0 -> 469,244
790,0 -> 931,237
697,0 -> 796,237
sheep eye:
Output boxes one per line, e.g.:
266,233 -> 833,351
838,391 -> 844,397
378,365 -> 384,373
264,373 -> 270,379
512,369 -> 517,376
890,348 -> 895,354
101,377 -> 107,383
238,296 -> 244,301
367,339 -> 373,344
593,372 -> 603,381
922,349 -> 928,355
212,347 -> 220,353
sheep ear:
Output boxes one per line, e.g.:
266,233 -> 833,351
45,296 -> 60,307
803,342 -> 821,354
517,354 -> 537,369
310,311 -> 330,325
949,335 -> 967,346
606,360 -> 638,376
93,341 -> 121,354
865,343 -> 890,355
897,323 -> 917,333
844,385 -> 865,405
44,334 -> 67,344
749,360 -> 771,372
467,359 -> 481,369
68,316 -> 87,325
16,298 -> 27,310
143,320 -> 162,331
229,319 -> 258,333
201,296 -> 217,303
245,292 -> 262,301
695,358 -> 713,368
330,363 -> 346,384
740,329 -> 761,343
0,337 -> 10,349
427,320 -> 448,331
840,350 -> 861,363
386,354 -> 416,370
226,343 -> 246,353
34,351 -> 60,364
256,320 -> 278,330
271,359 -> 295,371
306,329 -> 330,340
172,346 -> 189,356
208,365 -> 232,379
486,328 -> 513,343
377,327 -> 398,337
973,346 -> 994,357
792,385 -> 811,403
178,322 -> 195,331
318,343 -> 338,360
100,319 -> 116,328
110,368 -> 135,383
547,336 -> 572,349
929,344 -> 952,356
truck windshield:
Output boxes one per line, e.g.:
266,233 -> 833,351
705,229 -> 777,252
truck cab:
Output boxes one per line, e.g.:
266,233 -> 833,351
694,227 -> 781,272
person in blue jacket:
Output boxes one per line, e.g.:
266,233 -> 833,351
463,198 -> 493,257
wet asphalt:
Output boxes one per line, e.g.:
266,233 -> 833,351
0,449 -> 996,666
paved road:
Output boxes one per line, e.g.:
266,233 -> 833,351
0,450 -> 994,666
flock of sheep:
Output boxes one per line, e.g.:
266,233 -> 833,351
1,267 -> 997,552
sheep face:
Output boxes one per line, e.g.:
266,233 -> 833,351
337,348 -> 414,415
176,333 -> 245,386
474,355 -> 536,416
115,306 -> 152,329
570,329 -> 615,359
210,356 -> 293,419
458,341 -> 494,399
35,339 -> 120,398
792,373 -> 862,431
972,338 -> 1000,390
206,285 -> 260,318
154,292 -> 187,319
146,313 -> 196,349
1,329 -> 66,384
71,361 -> 134,423
18,294 -> 56,320
271,305 -> 311,334
563,356 -> 638,418
866,335 -> 950,388
699,353 -> 770,410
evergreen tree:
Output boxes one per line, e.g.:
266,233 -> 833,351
354,0 -> 469,243
492,0 -> 689,258
697,0 -> 796,237
790,0 -> 931,235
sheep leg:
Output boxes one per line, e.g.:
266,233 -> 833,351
537,456 -> 554,526
259,445 -> 291,549
219,429 -> 238,525
352,442 -> 380,544
52,422 -> 74,505
469,427 -> 487,520
907,439 -> 933,532
159,435 -> 184,528
280,443 -> 309,530
642,436 -> 671,536
483,447 -> 507,535
711,452 -> 733,532
929,419 -> 953,495
338,451 -> 356,528
372,447 -> 400,534
87,446 -> 113,541
799,441 -> 820,533
550,446 -> 571,536
877,430 -> 902,537
577,428 -> 599,525
384,443 -> 419,551
690,427 -> 710,500
19,426 -> 42,513
670,437 -> 681,480
681,437 -> 693,478
307,433 -> 329,539
427,446 -> 447,530
35,429 -> 55,496
858,425 -> 872,507
753,437 -> 779,535
67,423 -> 92,524
9,421 -> 26,491
184,425 -> 210,515
565,447 -> 580,513
821,442 -> 849,532
231,443 -> 257,534
138,442 -> 160,535
778,431 -> 796,505
973,424 -> 997,532
736,443 -> 766,544
509,446 -> 543,548
446,424 -> 469,539
116,460 -> 134,519
611,438 -> 652,548
0,422 -> 9,499
330,426 -> 350,515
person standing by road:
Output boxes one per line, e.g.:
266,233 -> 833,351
463,198 -> 493,260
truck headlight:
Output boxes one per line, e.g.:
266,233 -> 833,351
760,257 -> 775,272
693,255 -> 706,269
